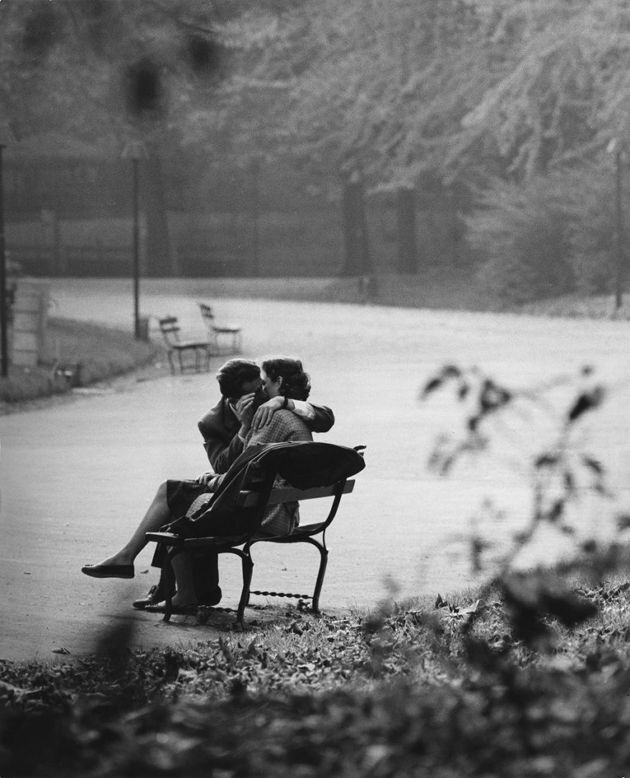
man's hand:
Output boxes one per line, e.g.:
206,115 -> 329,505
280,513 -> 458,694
232,392 -> 257,434
251,396 -> 284,431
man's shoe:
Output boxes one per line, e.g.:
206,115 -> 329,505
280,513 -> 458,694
199,586 -> 222,607
133,584 -> 220,610
132,584 -> 162,610
145,601 -> 199,616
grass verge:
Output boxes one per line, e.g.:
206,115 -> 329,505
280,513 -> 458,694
0,316 -> 163,407
1,582 -> 629,776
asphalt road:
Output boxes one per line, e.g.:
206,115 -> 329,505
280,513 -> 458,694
2,278 -> 630,661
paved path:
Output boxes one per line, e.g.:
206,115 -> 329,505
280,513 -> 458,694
2,279 -> 630,661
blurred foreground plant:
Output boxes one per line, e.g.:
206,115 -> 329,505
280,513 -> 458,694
422,363 -> 630,649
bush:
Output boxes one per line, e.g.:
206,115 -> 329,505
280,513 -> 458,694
468,163 -> 625,305
468,176 -> 575,305
567,161 -> 620,295
4,588 -> 630,777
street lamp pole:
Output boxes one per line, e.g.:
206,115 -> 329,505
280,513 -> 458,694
0,141 -> 7,377
615,144 -> 625,310
131,154 -> 140,338
608,138 -> 626,311
0,123 -> 16,377
122,140 -> 148,339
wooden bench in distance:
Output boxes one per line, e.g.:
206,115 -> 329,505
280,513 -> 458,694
199,302 -> 242,355
158,315 -> 212,374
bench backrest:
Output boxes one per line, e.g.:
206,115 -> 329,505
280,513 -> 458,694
199,303 -> 215,325
237,479 -> 355,508
188,442 -> 365,538
158,316 -> 182,346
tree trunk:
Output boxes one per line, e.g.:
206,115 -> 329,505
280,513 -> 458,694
143,153 -> 173,277
250,157 -> 261,277
396,186 -> 417,273
341,178 -> 371,276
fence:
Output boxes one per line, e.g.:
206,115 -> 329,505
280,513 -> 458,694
7,196 -> 470,279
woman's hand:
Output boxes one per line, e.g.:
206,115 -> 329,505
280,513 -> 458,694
198,472 -> 222,489
251,396 -> 284,431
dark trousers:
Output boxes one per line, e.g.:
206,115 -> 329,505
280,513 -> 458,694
151,502 -> 254,598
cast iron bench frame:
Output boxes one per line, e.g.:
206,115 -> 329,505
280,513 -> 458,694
146,478 -> 355,625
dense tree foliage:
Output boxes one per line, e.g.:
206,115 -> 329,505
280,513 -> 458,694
4,0 -> 630,186
208,0 -> 630,189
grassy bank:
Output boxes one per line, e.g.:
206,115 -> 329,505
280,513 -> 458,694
2,581 -> 629,776
0,316 -> 163,407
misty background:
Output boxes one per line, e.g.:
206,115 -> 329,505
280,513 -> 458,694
1,0 -> 627,312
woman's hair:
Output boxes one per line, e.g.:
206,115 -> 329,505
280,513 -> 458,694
216,359 -> 260,399
262,357 -> 311,401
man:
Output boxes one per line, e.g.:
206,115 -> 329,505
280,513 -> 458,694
81,358 -> 334,608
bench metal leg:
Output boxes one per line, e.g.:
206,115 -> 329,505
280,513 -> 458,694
236,554 -> 254,625
288,536 -> 329,613
311,544 -> 328,613
161,557 -> 177,622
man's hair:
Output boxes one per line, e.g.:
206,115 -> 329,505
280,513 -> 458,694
216,359 -> 260,398
262,357 -> 311,401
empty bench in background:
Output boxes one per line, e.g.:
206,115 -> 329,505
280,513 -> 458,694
158,315 -> 212,374
146,441 -> 366,625
199,302 -> 242,355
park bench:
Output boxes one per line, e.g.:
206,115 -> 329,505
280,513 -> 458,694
146,441 -> 365,625
158,315 -> 213,374
199,302 -> 242,355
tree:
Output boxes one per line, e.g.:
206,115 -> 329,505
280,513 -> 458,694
457,0 -> 630,180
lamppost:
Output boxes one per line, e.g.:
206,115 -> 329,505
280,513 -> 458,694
0,122 -> 16,377
122,140 -> 148,339
607,138 -> 626,311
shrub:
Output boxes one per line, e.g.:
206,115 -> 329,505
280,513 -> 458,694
468,176 -> 575,305
567,161 -> 620,295
468,162 -> 626,305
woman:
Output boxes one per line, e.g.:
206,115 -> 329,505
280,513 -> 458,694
243,356 -> 314,534
148,356 -> 314,613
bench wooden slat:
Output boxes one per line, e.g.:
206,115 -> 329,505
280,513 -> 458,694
236,479 -> 355,508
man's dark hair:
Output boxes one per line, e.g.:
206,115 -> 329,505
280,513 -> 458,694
216,359 -> 260,399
